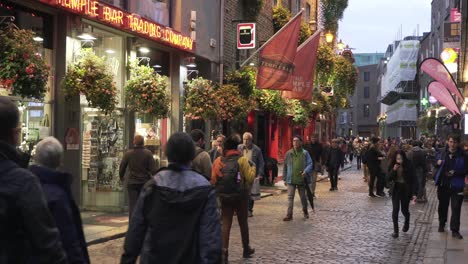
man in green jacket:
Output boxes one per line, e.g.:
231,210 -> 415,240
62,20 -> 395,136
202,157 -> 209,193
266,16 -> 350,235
282,135 -> 313,221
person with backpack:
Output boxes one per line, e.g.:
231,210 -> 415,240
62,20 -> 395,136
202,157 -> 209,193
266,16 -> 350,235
190,129 -> 213,180
211,134 -> 256,262
282,135 -> 313,221
0,97 -> 67,263
121,132 -> 221,263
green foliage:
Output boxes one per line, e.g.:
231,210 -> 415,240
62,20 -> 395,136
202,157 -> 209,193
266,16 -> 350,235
272,5 -> 291,32
0,27 -> 49,99
125,61 -> 170,118
298,22 -> 312,45
253,89 -> 288,117
316,45 -> 335,85
243,0 -> 263,19
215,84 -> 253,121
310,91 -> 331,113
288,99 -> 311,127
63,49 -> 117,114
321,0 -> 349,33
417,115 -> 436,134
330,55 -> 357,99
224,66 -> 257,98
184,77 -> 218,120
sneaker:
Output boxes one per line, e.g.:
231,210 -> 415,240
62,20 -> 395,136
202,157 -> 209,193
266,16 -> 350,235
377,192 -> 386,197
392,232 -> 399,238
329,188 -> 334,191
283,215 -> 293,221
452,232 -> 464,240
248,211 -> 253,217
369,193 -> 377,197
303,209 -> 309,219
438,225 -> 445,233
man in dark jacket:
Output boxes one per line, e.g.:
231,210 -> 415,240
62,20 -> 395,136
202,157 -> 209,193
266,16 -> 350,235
407,141 -> 428,202
367,137 -> 384,197
0,97 -> 67,263
190,129 -> 212,180
304,135 -> 322,197
325,139 -> 343,191
121,132 -> 221,263
434,134 -> 468,239
30,137 -> 90,263
119,135 -> 158,218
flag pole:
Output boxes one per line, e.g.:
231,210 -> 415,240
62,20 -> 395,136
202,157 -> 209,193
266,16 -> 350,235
296,29 -> 322,50
239,9 -> 304,68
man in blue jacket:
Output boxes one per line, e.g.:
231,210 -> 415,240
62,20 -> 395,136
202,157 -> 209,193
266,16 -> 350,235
434,134 -> 468,239
282,135 -> 313,221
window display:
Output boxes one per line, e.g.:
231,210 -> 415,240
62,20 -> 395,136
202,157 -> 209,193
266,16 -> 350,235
82,109 -> 125,192
135,114 -> 165,168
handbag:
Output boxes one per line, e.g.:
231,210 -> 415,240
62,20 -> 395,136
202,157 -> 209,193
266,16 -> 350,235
251,177 -> 261,201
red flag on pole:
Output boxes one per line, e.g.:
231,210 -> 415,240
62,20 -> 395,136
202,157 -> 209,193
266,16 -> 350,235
420,58 -> 463,101
256,12 -> 302,90
282,30 -> 321,100
428,81 -> 461,115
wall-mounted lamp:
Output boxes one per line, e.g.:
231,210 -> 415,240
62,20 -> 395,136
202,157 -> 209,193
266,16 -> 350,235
139,47 -> 150,54
185,56 -> 196,68
77,33 -> 96,41
325,32 -> 334,43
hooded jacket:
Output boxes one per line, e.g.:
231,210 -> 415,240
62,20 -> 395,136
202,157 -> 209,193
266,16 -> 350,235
29,165 -> 90,264
121,164 -> 221,264
0,141 -> 66,263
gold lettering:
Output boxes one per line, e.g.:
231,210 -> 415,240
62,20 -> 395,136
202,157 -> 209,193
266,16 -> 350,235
156,26 -> 161,38
90,1 -> 98,17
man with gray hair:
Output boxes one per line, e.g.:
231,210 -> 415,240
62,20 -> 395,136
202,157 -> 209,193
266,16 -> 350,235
239,132 -> 265,217
30,137 -> 90,263
0,97 -> 66,262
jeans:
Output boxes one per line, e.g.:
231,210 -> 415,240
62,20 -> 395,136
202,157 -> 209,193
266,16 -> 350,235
437,186 -> 464,232
287,184 -> 308,216
328,167 -> 339,189
221,195 -> 250,250
369,167 -> 379,195
127,183 -> 145,219
356,155 -> 362,170
415,167 -> 426,200
310,170 -> 319,194
392,183 -> 410,232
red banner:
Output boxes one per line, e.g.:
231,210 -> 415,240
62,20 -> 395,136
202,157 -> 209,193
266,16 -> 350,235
420,58 -> 463,101
282,31 -> 321,100
428,81 -> 460,115
256,13 -> 302,90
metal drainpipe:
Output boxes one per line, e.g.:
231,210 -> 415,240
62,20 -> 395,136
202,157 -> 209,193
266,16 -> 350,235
219,0 -> 224,85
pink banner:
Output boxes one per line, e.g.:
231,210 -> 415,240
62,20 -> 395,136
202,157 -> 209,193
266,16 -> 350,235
256,13 -> 302,90
420,58 -> 463,101
428,81 -> 460,115
282,30 -> 321,100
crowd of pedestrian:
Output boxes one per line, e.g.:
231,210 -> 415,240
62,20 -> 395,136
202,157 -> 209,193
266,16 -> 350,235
1,95 -> 467,263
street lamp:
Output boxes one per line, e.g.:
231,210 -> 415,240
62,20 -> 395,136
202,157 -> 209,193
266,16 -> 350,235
337,39 -> 345,51
325,32 -> 334,43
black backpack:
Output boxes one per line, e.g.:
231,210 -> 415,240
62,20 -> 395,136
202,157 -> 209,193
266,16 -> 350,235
362,149 -> 369,164
215,155 -> 243,200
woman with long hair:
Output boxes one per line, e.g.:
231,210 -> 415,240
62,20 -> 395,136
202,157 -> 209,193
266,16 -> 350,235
388,150 -> 417,238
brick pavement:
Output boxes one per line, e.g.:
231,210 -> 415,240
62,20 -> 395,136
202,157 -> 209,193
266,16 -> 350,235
88,165 -> 439,263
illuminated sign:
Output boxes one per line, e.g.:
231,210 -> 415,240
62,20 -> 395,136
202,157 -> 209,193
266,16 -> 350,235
37,0 -> 194,52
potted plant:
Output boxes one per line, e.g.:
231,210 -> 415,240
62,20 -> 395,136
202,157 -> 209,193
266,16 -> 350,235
63,49 -> 117,114
125,61 -> 170,118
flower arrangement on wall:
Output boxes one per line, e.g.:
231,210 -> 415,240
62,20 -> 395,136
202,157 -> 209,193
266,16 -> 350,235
184,77 -> 218,120
0,26 -> 50,99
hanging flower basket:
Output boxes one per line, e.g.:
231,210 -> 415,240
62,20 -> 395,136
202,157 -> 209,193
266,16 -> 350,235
184,77 -> 219,120
215,84 -> 253,122
125,61 -> 170,118
63,49 -> 117,114
0,26 -> 50,99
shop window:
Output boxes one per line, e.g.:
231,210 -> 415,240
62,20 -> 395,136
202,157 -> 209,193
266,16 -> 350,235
305,3 -> 311,22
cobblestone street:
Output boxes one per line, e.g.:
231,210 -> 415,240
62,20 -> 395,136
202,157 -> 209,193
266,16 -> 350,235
89,166 -> 439,263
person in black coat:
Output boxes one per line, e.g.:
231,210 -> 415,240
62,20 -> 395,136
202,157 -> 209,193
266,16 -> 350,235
367,137 -> 384,197
325,139 -> 343,191
388,150 -> 416,238
29,137 -> 90,263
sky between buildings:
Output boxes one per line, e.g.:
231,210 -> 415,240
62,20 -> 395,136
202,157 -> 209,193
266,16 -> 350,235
338,0 -> 432,53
